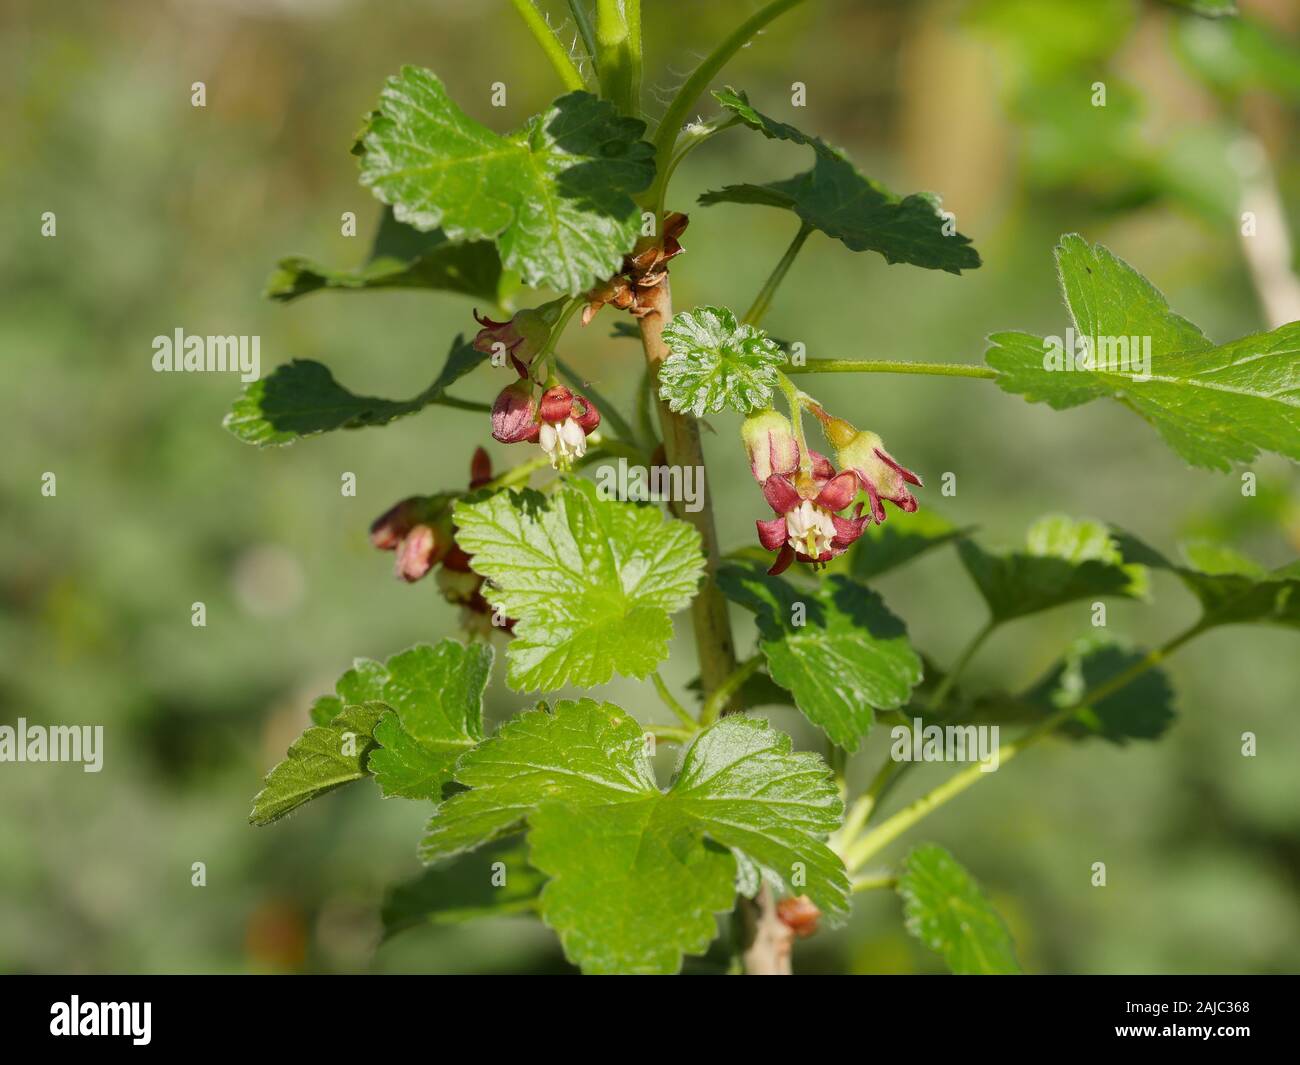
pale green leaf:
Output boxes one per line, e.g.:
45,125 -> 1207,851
718,566 -> 922,751
898,843 -> 1021,974
421,700 -> 848,974
986,235 -> 1300,470
701,88 -> 980,273
359,69 -> 655,295
657,306 -> 787,417
224,335 -> 481,447
452,481 -> 705,691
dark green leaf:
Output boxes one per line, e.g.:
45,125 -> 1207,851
850,508 -> 973,580
701,88 -> 980,273
956,514 -> 1147,623
718,566 -> 922,751
265,208 -> 511,305
224,334 -> 481,447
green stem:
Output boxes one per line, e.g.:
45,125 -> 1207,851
430,395 -> 492,414
567,0 -> 598,68
652,671 -> 699,731
788,359 -> 997,380
650,114 -> 741,218
928,620 -> 996,712
646,723 -> 696,744
700,654 -> 762,726
851,873 -> 897,894
652,0 -> 807,165
595,0 -> 641,115
842,621 -> 1208,873
743,222 -> 814,326
508,0 -> 586,92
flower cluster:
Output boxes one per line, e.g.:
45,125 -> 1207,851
742,408 -> 922,575
490,382 -> 601,470
369,448 -> 513,634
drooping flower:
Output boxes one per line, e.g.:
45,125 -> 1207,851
472,300 -> 562,379
490,381 -> 541,444
755,453 -> 869,575
810,406 -> 922,524
536,385 -> 600,469
369,494 -> 454,583
741,410 -> 800,483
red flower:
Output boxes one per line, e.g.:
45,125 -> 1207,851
491,382 -> 600,470
810,407 -> 922,524
755,452 -> 869,575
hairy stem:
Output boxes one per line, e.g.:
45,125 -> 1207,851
738,886 -> 794,975
843,622 -> 1207,872
743,222 -> 814,326
567,0 -> 598,68
595,0 -> 641,115
652,0 -> 807,166
637,282 -> 743,726
788,359 -> 997,380
508,0 -> 586,91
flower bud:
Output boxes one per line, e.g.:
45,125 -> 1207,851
395,523 -> 445,583
369,497 -> 421,550
491,381 -> 540,444
468,446 -> 493,490
830,427 -> 922,523
741,411 -> 800,483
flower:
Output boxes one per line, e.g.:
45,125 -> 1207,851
493,383 -> 600,469
811,407 -> 922,524
490,381 -> 541,444
741,410 -> 800,483
369,495 -> 454,583
472,301 -> 562,379
755,453 -> 869,575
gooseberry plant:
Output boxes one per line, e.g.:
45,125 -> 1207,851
231,0 -> 1300,974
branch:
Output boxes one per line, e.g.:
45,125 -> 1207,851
787,359 -> 996,380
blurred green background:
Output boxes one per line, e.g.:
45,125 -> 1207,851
2,0 -> 1298,974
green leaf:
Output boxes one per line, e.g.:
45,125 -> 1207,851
452,480 -> 705,691
1025,637 -> 1177,743
850,508 -> 973,581
224,335 -> 481,447
701,88 -> 980,274
657,306 -> 787,417
249,702 -> 385,826
1114,531 -> 1300,630
362,641 -> 493,800
986,235 -> 1300,470
421,700 -> 848,974
358,69 -> 655,295
264,207 -> 512,305
898,843 -> 1021,974
248,640 -> 491,823
1176,15 -> 1300,101
381,841 -> 544,937
718,566 -> 922,751
956,514 -> 1146,623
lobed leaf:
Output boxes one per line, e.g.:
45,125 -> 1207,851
700,88 -> 981,273
986,235 -> 1300,470
657,306 -> 787,417
420,700 -> 848,974
718,566 -> 922,751
358,69 -> 655,295
452,480 -> 705,691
